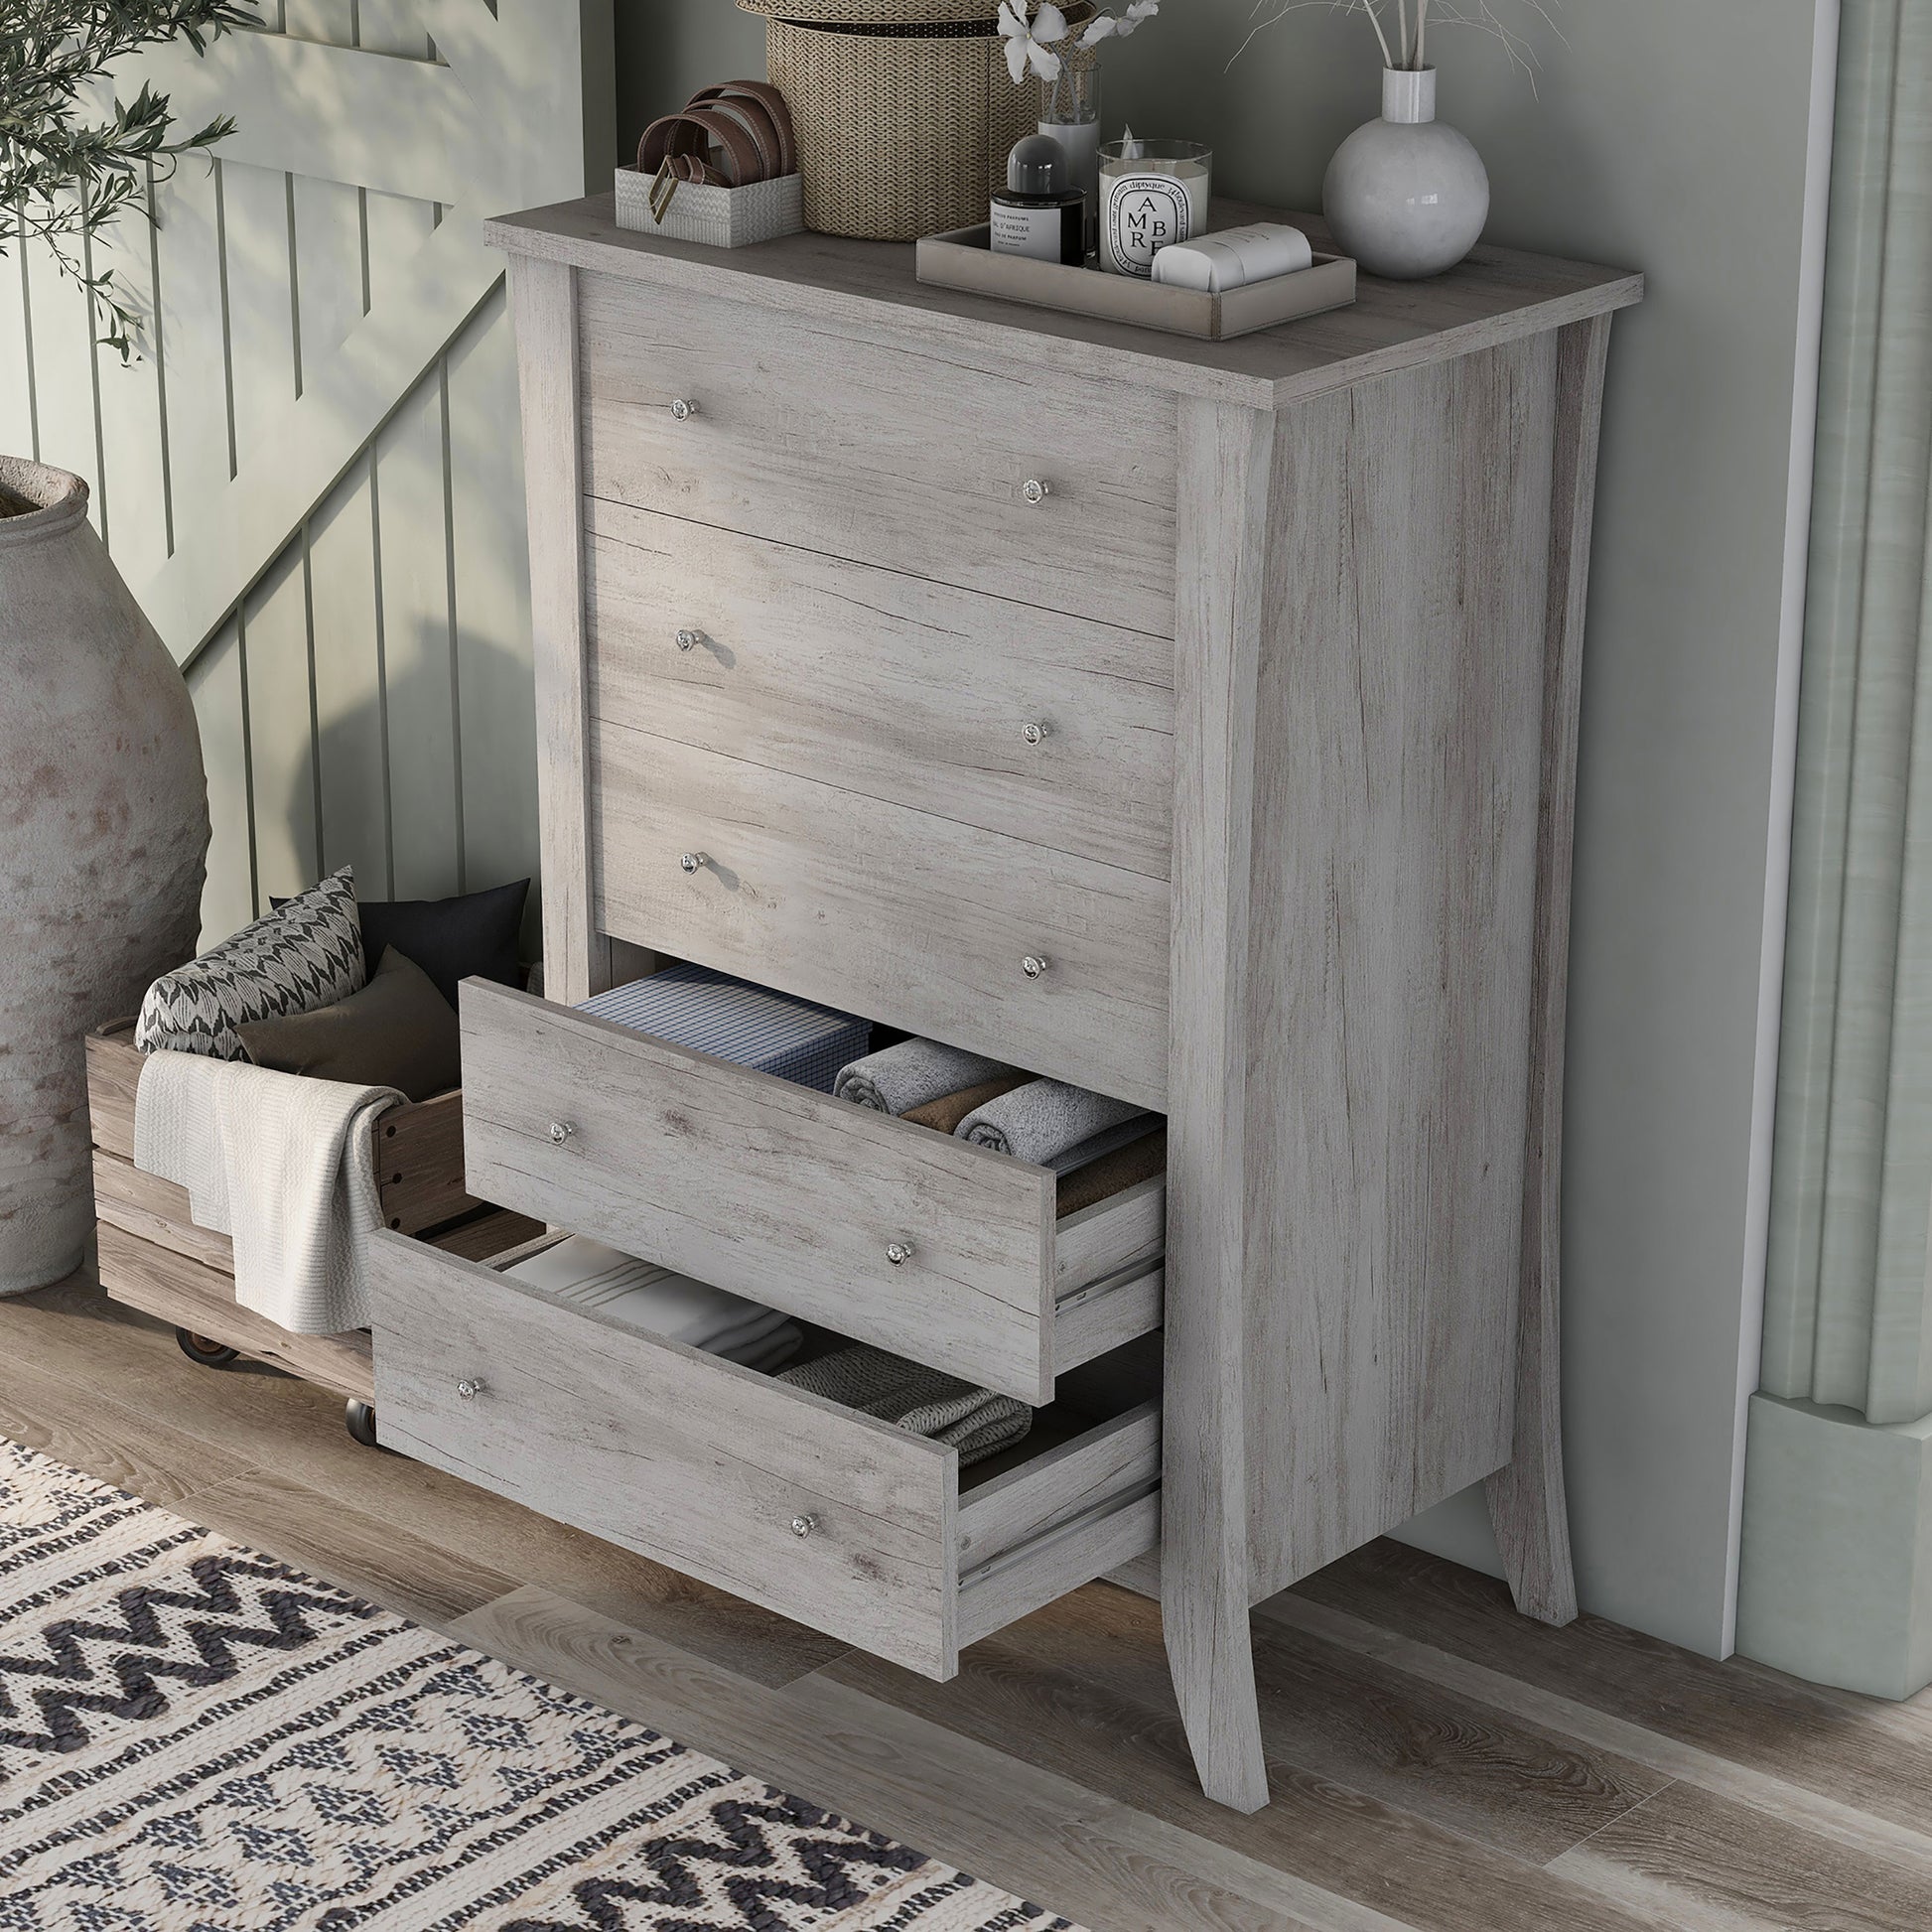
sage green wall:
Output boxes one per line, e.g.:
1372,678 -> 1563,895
612,0 -> 1836,1656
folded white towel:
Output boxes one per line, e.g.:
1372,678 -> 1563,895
507,1235 -> 794,1359
133,1050 -> 402,1334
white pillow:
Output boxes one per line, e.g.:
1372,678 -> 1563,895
135,867 -> 365,1060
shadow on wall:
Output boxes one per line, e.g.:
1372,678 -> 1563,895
260,615 -> 543,961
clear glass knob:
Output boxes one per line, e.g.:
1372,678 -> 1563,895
1022,721 -> 1051,746
1022,954 -> 1050,980
885,1239 -> 915,1266
1022,478 -> 1050,505
679,851 -> 709,874
791,1514 -> 819,1538
669,397 -> 699,421
456,1378 -> 484,1401
675,628 -> 706,651
548,1120 -> 574,1145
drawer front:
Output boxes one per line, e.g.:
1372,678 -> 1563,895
367,1230 -> 960,1675
584,501 -> 1174,880
460,981 -> 1062,1401
577,273 -> 1177,638
592,733 -> 1171,1111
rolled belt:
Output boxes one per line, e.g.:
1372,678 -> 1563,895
637,80 -> 796,217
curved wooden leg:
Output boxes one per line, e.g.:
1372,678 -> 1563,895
1483,314 -> 1609,1632
1164,1552 -> 1269,1813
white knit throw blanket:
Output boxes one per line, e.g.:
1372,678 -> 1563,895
133,1052 -> 403,1334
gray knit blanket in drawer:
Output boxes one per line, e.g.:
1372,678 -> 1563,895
777,1345 -> 1033,1466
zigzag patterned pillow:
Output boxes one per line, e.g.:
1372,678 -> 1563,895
135,867 -> 366,1060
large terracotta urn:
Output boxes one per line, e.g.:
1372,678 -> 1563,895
0,458 -> 209,1294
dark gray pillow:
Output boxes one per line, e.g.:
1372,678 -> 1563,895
235,947 -> 460,1102
360,880 -> 528,1010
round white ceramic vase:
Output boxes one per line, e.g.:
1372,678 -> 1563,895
1322,67 -> 1489,279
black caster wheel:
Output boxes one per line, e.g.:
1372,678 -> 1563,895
176,1328 -> 240,1368
345,1400 -> 380,1449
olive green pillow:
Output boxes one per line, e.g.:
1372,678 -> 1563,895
235,946 -> 460,1102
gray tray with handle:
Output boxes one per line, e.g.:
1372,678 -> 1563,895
914,222 -> 1357,341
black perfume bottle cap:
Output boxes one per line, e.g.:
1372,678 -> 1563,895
1008,133 -> 1069,198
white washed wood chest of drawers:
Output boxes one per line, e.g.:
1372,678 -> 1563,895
364,193 -> 1642,1813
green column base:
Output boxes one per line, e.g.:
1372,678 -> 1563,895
1735,1391 -> 1932,1699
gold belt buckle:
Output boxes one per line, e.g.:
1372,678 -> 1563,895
649,157 -> 681,224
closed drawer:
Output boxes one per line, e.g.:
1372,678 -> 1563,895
577,273 -> 1177,638
592,734 -> 1170,1110
460,980 -> 1167,1405
585,501 -> 1174,880
368,1228 -> 1162,1677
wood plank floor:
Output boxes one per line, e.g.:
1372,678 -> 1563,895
5,1260 -> 1928,1931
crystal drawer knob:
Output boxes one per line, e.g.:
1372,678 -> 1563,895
1022,721 -> 1051,747
669,396 -> 699,420
679,851 -> 709,874
1022,478 -> 1050,505
456,1378 -> 484,1401
885,1239 -> 915,1266
674,628 -> 706,651
1022,954 -> 1050,980
791,1514 -> 819,1538
548,1120 -> 574,1145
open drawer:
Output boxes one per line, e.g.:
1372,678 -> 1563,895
367,1228 -> 1161,1677
458,980 -> 1165,1403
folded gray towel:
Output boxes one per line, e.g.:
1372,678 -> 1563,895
834,1037 -> 1017,1116
954,1077 -> 1150,1171
777,1344 -> 1032,1467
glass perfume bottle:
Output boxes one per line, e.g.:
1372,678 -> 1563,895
990,133 -> 1085,266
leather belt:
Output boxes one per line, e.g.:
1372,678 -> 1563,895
637,81 -> 796,221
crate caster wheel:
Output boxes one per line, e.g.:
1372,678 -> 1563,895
345,1400 -> 381,1449
176,1328 -> 240,1368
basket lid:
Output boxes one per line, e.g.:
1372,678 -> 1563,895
741,0 -> 1095,30
740,0 -> 1004,21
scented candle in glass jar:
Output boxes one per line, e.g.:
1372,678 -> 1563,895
1098,137 -> 1211,277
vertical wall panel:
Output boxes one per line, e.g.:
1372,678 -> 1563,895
218,159 -> 298,465
1,217 -> 38,461
242,546 -> 321,905
291,176 -> 367,375
189,619 -> 257,943
152,155 -> 236,526
24,236 -> 100,511
90,195 -> 171,587
309,454 -> 391,894
373,362 -> 462,899
447,282 -> 539,941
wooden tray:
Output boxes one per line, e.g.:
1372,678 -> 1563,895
914,223 -> 1357,341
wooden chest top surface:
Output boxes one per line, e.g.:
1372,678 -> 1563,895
484,193 -> 1641,411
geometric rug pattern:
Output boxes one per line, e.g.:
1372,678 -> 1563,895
0,1441 -> 1083,1930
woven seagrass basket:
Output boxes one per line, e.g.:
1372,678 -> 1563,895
746,0 -> 1094,242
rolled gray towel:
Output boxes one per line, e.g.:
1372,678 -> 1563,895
955,1077 -> 1150,1170
834,1036 -> 1016,1116
777,1344 -> 1033,1467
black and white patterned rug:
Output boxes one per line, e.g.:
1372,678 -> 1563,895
0,1441 -> 1083,1931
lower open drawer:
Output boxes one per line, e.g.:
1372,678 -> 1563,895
367,1228 -> 1161,1677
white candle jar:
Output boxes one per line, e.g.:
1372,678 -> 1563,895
1098,138 -> 1212,277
